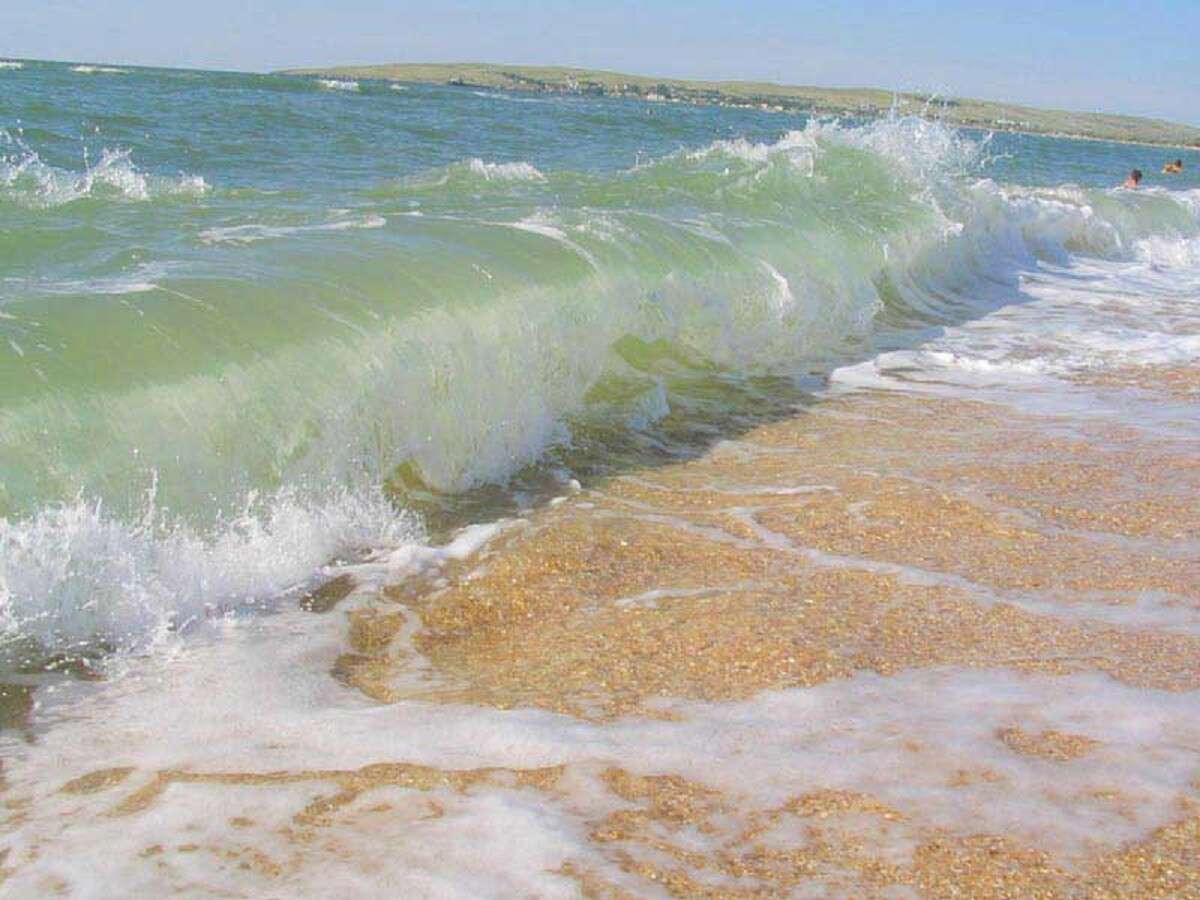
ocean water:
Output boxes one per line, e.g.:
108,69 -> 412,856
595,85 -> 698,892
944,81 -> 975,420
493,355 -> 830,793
0,62 -> 1196,657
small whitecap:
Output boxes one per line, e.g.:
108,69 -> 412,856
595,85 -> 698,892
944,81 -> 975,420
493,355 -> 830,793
465,158 -> 546,181
70,64 -> 128,75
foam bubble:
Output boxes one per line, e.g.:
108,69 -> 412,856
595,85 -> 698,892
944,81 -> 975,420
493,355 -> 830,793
317,78 -> 359,92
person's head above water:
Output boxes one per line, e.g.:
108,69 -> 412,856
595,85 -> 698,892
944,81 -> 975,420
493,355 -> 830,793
1124,169 -> 1143,188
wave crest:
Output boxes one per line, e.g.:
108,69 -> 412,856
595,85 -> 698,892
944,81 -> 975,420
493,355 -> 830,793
70,65 -> 128,75
0,487 -> 421,656
465,158 -> 546,181
4,114 -> 1200,661
0,136 -> 207,208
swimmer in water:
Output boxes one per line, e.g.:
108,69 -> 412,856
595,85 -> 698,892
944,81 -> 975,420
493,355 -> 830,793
1123,169 -> 1143,188
1163,159 -> 1183,174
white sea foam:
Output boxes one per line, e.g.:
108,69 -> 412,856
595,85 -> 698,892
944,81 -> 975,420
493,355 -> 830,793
0,139 -> 207,207
340,520 -> 506,590
470,90 -> 543,104
505,215 -> 599,268
688,128 -> 820,175
0,487 -> 421,656
317,78 -> 359,92
1137,233 -> 1200,268
685,114 -> 982,187
3,262 -> 170,299
760,259 -> 797,316
836,253 -> 1200,396
465,158 -> 545,181
0,61 -> 24,70
71,65 -> 128,75
1,628 -> 1196,896
826,112 -> 982,183
198,214 -> 387,245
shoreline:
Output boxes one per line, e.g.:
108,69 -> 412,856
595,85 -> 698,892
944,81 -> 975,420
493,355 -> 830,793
348,379 -> 1200,715
7,55 -> 1197,149
278,63 -> 1200,150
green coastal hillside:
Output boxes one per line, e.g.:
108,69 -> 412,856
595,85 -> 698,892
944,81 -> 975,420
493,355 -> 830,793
279,62 -> 1200,148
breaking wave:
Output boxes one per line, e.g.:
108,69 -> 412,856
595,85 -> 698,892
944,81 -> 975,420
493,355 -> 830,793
0,134 -> 207,208
0,488 -> 421,656
70,65 -> 129,75
465,158 -> 546,181
2,114 -> 1198,659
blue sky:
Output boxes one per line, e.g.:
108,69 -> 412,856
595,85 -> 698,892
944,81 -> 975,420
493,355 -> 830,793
5,0 -> 1198,124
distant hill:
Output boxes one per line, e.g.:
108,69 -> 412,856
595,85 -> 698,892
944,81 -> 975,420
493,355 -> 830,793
278,63 -> 1200,149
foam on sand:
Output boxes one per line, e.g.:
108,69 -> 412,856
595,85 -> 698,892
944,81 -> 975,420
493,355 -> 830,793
1,602 -> 1196,896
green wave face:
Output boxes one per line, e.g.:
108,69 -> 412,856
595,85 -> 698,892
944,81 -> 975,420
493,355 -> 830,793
2,61 -> 1199,653
0,110 -> 944,519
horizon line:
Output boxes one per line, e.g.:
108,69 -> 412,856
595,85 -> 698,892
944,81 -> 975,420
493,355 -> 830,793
3,54 -> 1195,131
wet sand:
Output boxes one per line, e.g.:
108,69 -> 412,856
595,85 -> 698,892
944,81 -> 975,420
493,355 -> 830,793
336,388 -> 1200,709
3,372 -> 1199,897
341,379 -> 1200,895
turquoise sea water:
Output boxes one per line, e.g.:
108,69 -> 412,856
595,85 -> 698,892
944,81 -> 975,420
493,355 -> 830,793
2,59 -> 1199,658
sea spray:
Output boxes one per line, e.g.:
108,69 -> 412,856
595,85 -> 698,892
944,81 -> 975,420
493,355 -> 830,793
1,131 -> 207,208
0,487 -> 421,656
